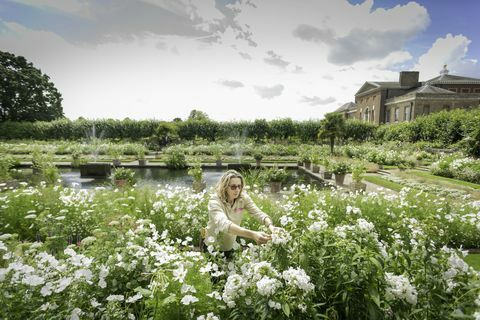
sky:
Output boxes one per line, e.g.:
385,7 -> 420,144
1,0 -> 479,121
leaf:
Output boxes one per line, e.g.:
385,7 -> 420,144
282,303 -> 290,317
161,293 -> 177,306
369,256 -> 382,270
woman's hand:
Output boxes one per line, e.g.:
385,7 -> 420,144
268,224 -> 279,233
252,231 -> 271,244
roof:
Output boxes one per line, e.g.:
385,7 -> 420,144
425,74 -> 480,84
335,102 -> 357,112
405,84 -> 455,95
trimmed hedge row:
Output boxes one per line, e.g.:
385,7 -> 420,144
0,118 -> 375,143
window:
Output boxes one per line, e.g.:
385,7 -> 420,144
404,106 -> 411,121
371,109 -> 375,122
461,88 -> 470,93
474,88 -> 480,93
448,88 -> 457,93
423,104 -> 430,115
364,108 -> 369,122
385,109 -> 391,123
443,105 -> 451,111
394,107 -> 399,122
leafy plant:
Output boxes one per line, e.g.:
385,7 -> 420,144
351,163 -> 366,183
331,161 -> 350,175
263,166 -> 289,183
112,168 -> 136,185
165,148 -> 187,169
187,161 -> 203,182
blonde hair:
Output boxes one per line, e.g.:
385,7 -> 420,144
215,170 -> 245,202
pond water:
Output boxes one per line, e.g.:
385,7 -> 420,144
15,168 -> 325,190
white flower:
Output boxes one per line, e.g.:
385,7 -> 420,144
74,269 -> 93,283
69,308 -> 82,320
24,214 -> 37,219
40,282 -> 54,296
197,313 -> 219,320
206,291 -> 222,300
181,284 -> 197,294
474,312 -> 480,320
279,215 -> 294,226
22,274 -> 45,286
80,236 -> 96,246
0,240 -> 7,252
0,234 -> 13,240
90,299 -> 101,308
106,294 -> 124,302
356,218 -> 374,233
55,277 -> 72,293
180,294 -> 199,305
126,293 -> 143,303
308,220 -> 328,232
384,273 -> 417,305
270,228 -> 292,245
256,276 -> 282,296
268,300 -> 281,310
282,267 -> 314,292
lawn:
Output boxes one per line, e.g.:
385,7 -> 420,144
406,170 -> 480,190
363,174 -> 403,192
464,254 -> 480,271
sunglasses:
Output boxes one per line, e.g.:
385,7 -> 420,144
228,184 -> 242,190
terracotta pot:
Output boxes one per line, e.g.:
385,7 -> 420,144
256,159 -> 261,167
334,173 -> 346,185
216,160 -> 222,167
270,181 -> 282,193
112,159 -> 121,167
193,180 -> 206,193
115,179 -> 127,187
312,164 -> 320,173
138,159 -> 147,166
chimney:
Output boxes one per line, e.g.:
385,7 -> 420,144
399,71 -> 419,88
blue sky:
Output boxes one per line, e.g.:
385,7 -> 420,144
1,0 -> 479,121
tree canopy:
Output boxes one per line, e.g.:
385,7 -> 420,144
318,112 -> 345,154
0,50 -> 63,122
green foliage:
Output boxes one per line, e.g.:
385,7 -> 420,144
331,161 -> 350,175
187,161 -> 203,182
343,119 -> 377,141
318,112 -> 346,154
262,166 -> 289,183
0,156 -> 17,180
112,168 -> 136,185
253,151 -> 263,161
165,148 -> 187,169
351,163 -> 366,183
0,50 -> 63,122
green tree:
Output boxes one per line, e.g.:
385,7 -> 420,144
188,109 -> 209,121
154,121 -> 178,149
318,112 -> 345,154
0,51 -> 63,122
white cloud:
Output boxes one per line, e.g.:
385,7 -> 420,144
414,33 -> 480,79
264,50 -> 290,69
217,79 -> 244,88
300,96 -> 336,106
253,84 -> 284,99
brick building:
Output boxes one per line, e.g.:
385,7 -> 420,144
335,66 -> 480,124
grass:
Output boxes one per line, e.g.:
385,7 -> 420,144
407,170 -> 480,190
464,254 -> 480,271
363,175 -> 403,192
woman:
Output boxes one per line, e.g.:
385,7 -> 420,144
204,170 -> 276,255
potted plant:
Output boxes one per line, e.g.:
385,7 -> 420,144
212,145 -> 223,167
137,147 -> 147,166
322,158 -> 333,179
112,167 -> 136,187
264,166 -> 289,193
188,161 -> 206,193
71,148 -> 82,168
350,163 -> 367,192
254,152 -> 263,167
332,161 -> 349,186
303,154 -> 312,170
109,148 -> 122,167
